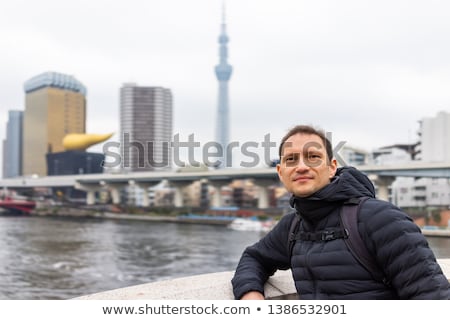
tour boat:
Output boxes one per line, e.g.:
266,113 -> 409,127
0,197 -> 36,215
228,218 -> 275,232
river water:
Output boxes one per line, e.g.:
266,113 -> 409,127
0,215 -> 449,300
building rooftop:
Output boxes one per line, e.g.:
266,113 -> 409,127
24,71 -> 87,95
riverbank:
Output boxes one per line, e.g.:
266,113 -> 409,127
30,204 -> 242,226
24,204 -> 450,235
29,203 -> 281,226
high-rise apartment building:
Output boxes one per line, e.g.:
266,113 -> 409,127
2,110 -> 23,178
22,72 -> 86,176
416,111 -> 450,162
214,4 -> 232,168
120,83 -> 172,172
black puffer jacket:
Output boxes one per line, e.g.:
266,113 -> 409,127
232,167 -> 450,299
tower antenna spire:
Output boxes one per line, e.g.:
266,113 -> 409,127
221,0 -> 227,34
222,0 -> 226,24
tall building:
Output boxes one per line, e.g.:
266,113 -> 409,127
120,83 -> 173,172
383,111 -> 450,209
416,111 -> 450,162
2,110 -> 23,178
22,72 -> 87,176
214,4 -> 233,168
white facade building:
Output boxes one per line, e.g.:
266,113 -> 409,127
387,111 -> 450,208
416,111 -> 450,162
339,145 -> 368,166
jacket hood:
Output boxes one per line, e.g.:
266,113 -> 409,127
289,166 -> 376,222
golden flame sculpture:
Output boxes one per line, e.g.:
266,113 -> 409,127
63,133 -> 114,151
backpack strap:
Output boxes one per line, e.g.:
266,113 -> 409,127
340,197 -> 390,286
287,197 -> 390,286
288,214 -> 301,258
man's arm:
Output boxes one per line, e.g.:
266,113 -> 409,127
231,213 -> 294,299
360,200 -> 450,299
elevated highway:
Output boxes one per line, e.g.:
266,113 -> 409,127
2,162 -> 450,206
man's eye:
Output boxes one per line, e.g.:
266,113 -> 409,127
284,155 -> 297,163
308,154 -> 321,161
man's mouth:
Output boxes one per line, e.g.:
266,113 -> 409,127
293,176 -> 313,182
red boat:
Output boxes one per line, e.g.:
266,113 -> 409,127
0,197 -> 36,215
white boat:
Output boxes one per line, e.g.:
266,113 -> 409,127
228,218 -> 275,232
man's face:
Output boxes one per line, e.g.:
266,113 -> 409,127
276,133 -> 337,197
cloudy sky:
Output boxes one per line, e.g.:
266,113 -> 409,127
1,0 -> 450,172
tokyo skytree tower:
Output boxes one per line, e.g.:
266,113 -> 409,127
214,2 -> 233,168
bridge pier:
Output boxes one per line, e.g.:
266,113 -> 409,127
109,186 -> 121,204
368,175 -> 395,202
253,179 -> 276,209
169,181 -> 193,207
74,182 -> 104,205
103,182 -> 128,205
130,180 -> 162,207
208,180 -> 229,207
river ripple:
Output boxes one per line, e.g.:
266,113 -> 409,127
0,216 -> 448,299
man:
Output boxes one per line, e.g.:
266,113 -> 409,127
231,125 -> 449,299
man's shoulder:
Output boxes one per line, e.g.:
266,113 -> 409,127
358,197 -> 412,228
362,197 -> 394,208
360,197 -> 404,215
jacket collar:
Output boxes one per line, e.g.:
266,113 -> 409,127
289,166 -> 375,222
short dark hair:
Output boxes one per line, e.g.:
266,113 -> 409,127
278,125 -> 333,161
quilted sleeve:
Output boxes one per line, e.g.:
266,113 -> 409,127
231,213 -> 294,299
359,199 -> 450,299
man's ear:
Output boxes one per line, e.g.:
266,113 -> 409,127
329,158 -> 338,179
276,163 -> 283,181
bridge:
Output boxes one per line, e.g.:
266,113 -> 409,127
1,162 -> 450,207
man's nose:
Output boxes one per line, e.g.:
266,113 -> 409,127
294,156 -> 310,171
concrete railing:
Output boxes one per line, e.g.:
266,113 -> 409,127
74,259 -> 450,300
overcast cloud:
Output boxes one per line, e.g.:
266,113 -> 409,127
1,0 -> 450,173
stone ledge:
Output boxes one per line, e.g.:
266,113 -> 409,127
73,269 -> 294,300
74,259 -> 450,300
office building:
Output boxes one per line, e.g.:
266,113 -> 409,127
120,83 -> 172,172
2,110 -> 23,178
22,71 -> 86,176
